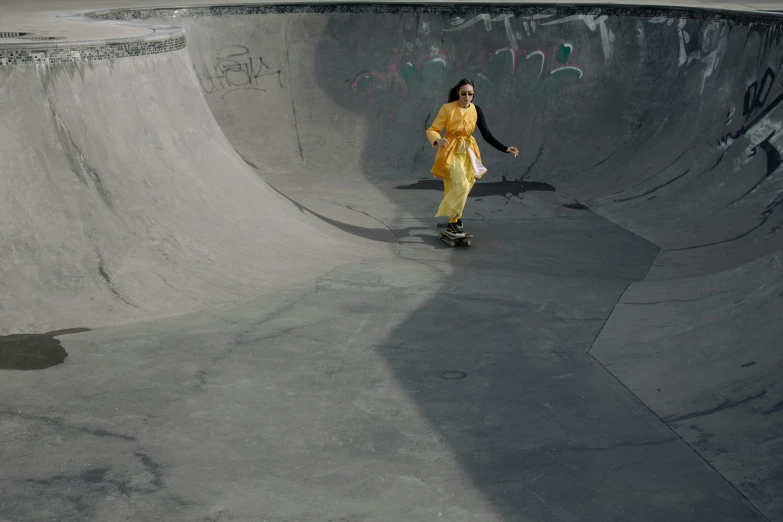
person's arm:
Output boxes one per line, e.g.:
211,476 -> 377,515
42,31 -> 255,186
475,105 -> 509,153
426,105 -> 450,147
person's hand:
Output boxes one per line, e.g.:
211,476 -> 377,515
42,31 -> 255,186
434,138 -> 449,147
506,146 -> 519,157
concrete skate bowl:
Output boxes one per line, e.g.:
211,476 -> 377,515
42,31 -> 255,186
0,3 -> 780,521
107,4 -> 782,516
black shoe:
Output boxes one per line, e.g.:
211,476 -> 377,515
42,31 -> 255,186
446,222 -> 465,237
455,219 -> 465,233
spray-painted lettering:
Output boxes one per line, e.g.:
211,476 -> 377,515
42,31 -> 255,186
194,45 -> 282,100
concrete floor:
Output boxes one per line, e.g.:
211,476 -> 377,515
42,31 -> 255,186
0,2 -> 781,521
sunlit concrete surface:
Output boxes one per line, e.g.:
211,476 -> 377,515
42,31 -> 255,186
0,2 -> 781,521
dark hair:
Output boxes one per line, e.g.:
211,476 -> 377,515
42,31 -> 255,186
448,78 -> 475,103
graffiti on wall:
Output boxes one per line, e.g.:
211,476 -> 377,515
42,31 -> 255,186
444,12 -> 727,79
540,15 -> 614,64
744,67 -> 777,117
445,13 -> 614,64
193,45 -> 282,100
648,18 -> 728,94
350,42 -> 584,123
346,12 -> 730,124
720,66 -> 783,145
714,58 -> 783,212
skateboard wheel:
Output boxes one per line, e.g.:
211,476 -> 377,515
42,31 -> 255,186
450,240 -> 456,247
438,233 -> 443,239
466,240 -> 472,247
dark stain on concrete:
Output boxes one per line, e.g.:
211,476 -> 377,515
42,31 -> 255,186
664,389 -> 768,423
441,370 -> 467,380
0,328 -> 90,370
17,452 -> 194,520
563,201 -> 590,210
0,410 -> 137,440
613,169 -> 690,203
40,71 -> 113,209
761,400 -> 783,415
97,251 -> 137,307
688,425 -> 727,455
135,452 -> 166,491
81,468 -> 110,483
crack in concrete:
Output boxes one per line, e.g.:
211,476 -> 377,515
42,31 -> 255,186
97,250 -> 137,308
623,288 -> 733,305
0,410 -> 136,441
664,390 -> 768,423
568,437 -> 679,451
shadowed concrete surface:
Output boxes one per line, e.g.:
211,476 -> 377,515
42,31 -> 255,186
1,3 -> 781,522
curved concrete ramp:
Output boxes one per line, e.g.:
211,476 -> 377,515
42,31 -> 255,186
0,4 -> 781,522
0,34 -> 395,334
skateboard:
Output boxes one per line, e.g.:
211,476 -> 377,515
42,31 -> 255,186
439,229 -> 473,247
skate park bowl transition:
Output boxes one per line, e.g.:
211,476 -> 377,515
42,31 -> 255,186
0,2 -> 782,521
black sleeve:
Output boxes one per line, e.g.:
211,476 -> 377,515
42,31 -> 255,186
474,105 -> 508,153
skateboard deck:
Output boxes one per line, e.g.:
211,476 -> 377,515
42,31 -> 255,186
439,230 -> 473,247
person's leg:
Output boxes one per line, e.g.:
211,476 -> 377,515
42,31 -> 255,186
436,156 -> 470,225
452,154 -> 475,234
435,178 -> 456,218
436,181 -> 464,236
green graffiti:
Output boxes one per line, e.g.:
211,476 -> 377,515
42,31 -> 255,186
420,58 -> 447,83
547,67 -> 583,91
350,43 -> 584,122
555,44 -> 573,65
398,62 -> 418,85
395,57 -> 448,124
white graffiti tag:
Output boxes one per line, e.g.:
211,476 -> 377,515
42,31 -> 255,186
541,15 -> 615,64
649,18 -> 728,93
446,14 -> 517,49
445,13 -> 613,61
446,13 -> 554,51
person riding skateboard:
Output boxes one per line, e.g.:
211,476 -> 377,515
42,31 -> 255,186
426,78 -> 519,237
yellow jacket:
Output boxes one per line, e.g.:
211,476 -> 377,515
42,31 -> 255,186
426,101 -> 484,180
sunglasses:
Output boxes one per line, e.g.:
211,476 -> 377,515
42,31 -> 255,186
459,92 -> 474,96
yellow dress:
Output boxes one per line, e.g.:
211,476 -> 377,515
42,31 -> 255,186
425,102 -> 485,220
